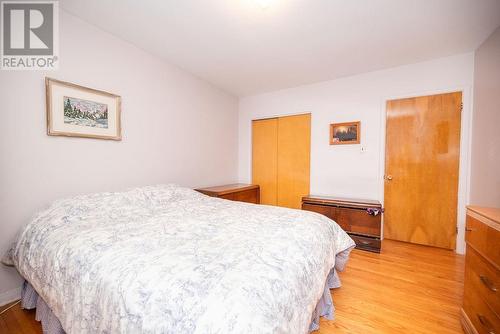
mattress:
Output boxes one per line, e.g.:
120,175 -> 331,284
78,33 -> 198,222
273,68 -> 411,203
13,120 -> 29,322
7,184 -> 355,333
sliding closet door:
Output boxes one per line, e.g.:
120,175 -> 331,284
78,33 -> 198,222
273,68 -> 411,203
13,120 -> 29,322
277,114 -> 311,209
252,118 -> 278,205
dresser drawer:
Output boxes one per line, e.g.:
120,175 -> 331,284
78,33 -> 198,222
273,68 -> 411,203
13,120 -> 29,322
219,193 -> 235,200
350,234 -> 381,253
219,189 -> 259,204
302,203 -> 381,237
232,189 -> 259,204
302,203 -> 331,217
466,214 -> 500,265
330,207 -> 381,236
463,284 -> 500,334
301,203 -> 351,232
465,245 -> 500,316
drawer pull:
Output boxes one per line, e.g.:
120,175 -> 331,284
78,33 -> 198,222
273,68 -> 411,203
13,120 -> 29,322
477,314 -> 495,334
480,275 -> 498,292
359,240 -> 372,245
465,227 -> 475,232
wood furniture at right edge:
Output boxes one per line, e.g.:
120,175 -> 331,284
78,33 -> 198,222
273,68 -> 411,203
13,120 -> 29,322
461,206 -> 500,334
302,195 -> 382,253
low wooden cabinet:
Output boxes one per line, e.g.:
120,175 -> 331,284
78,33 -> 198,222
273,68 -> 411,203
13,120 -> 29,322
195,184 -> 260,204
302,195 -> 382,253
461,206 -> 500,334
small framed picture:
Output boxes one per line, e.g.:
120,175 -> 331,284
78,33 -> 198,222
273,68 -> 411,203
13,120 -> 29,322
330,121 -> 360,145
46,78 -> 121,140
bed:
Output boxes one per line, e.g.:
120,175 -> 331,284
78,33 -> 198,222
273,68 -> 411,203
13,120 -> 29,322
5,184 -> 355,333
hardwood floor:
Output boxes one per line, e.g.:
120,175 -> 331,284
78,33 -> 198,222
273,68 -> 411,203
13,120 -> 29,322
0,301 -> 41,334
0,240 -> 465,334
319,240 -> 465,334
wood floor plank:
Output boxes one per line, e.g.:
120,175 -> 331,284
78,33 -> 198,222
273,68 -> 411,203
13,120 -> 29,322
0,316 -> 10,334
12,308 -> 41,334
1,308 -> 27,334
318,240 -> 464,334
0,240 -> 464,333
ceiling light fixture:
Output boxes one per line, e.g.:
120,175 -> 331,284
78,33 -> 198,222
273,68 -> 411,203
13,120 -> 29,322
254,0 -> 273,10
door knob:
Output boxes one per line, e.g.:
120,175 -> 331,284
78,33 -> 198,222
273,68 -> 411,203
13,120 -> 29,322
386,175 -> 393,181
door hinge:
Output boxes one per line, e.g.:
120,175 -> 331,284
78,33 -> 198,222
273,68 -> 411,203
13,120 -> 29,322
460,102 -> 463,111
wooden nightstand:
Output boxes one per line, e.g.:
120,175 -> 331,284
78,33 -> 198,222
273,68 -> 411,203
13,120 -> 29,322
195,184 -> 260,204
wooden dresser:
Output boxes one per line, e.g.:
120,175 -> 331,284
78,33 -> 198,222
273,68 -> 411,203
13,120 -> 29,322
302,195 -> 382,253
195,184 -> 260,204
461,206 -> 500,334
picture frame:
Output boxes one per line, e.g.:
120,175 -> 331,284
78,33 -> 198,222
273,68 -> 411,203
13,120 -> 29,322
46,77 -> 122,140
330,121 -> 360,145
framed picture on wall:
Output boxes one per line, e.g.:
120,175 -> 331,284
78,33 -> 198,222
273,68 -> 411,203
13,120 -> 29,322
46,78 -> 122,140
330,121 -> 360,145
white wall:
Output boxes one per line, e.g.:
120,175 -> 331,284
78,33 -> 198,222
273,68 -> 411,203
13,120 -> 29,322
0,11 -> 238,304
470,27 -> 500,207
238,53 -> 474,254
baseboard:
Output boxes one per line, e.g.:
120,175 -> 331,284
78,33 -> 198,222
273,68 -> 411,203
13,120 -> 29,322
0,286 -> 21,307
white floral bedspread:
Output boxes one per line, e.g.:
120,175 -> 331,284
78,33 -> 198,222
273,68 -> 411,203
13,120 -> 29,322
11,184 -> 355,334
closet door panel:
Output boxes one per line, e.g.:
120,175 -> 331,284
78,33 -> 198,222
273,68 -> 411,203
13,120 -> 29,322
277,114 -> 311,209
252,118 -> 278,206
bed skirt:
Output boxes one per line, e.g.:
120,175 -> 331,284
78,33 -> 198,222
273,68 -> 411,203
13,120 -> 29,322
21,281 -> 65,334
20,246 -> 353,334
309,246 -> 352,331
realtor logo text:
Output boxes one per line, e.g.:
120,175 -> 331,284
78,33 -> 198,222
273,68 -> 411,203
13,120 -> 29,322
1,1 -> 59,70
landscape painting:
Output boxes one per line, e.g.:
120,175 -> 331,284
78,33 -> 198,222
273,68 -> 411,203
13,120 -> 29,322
64,96 -> 109,128
46,77 -> 121,140
330,121 -> 360,145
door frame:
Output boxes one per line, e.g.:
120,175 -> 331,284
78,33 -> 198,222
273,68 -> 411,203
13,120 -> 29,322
251,112 -> 312,122
378,86 -> 473,254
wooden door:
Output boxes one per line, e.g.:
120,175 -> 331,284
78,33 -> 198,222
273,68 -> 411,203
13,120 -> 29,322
277,114 -> 311,209
252,118 -> 278,205
384,92 -> 462,249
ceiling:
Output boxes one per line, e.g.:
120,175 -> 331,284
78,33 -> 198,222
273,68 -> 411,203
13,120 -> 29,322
60,0 -> 500,97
